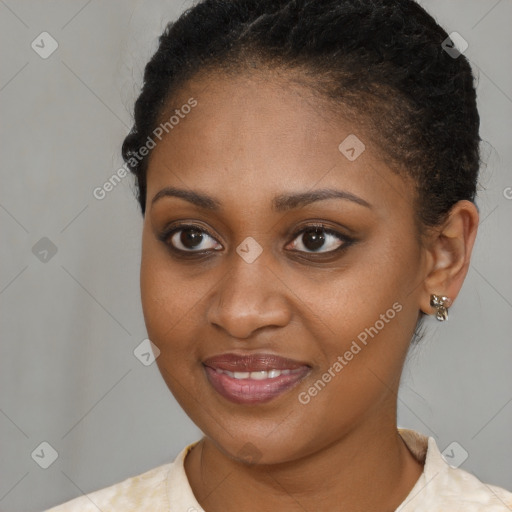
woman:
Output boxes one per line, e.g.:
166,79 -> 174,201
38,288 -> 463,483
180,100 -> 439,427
46,0 -> 512,510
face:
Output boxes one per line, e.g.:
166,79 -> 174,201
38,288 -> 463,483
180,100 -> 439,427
140,72 -> 427,464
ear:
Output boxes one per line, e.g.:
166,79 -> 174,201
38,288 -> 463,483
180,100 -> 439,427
419,200 -> 479,317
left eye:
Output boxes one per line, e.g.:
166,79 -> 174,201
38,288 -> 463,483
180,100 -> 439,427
287,226 -> 347,254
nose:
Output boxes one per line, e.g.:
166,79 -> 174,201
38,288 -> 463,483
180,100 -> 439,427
206,253 -> 292,340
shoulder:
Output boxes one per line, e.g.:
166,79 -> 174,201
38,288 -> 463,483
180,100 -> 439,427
424,464 -> 512,511
44,443 -> 199,512
397,428 -> 512,511
437,464 -> 512,510
44,463 -> 171,512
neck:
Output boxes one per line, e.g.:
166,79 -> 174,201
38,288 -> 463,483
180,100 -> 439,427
184,415 -> 424,512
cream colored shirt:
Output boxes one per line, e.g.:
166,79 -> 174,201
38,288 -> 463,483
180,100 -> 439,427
45,428 -> 512,511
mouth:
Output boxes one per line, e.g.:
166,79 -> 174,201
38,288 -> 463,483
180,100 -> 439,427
202,353 -> 311,405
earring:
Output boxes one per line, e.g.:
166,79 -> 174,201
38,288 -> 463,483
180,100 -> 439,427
430,294 -> 452,321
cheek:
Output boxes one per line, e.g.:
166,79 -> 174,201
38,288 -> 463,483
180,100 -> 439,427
291,235 -> 420,400
139,240 -> 209,410
140,232 -> 189,352
290,240 -> 417,346
139,232 -> 216,360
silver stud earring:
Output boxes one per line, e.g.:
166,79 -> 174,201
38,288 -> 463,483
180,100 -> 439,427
430,294 -> 452,321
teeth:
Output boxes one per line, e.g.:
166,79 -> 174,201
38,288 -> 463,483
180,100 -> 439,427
250,371 -> 268,380
232,371 -> 250,379
217,368 -> 302,380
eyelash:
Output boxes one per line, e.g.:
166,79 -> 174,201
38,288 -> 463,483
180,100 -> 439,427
158,222 -> 355,259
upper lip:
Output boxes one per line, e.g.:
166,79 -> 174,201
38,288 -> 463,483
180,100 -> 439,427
202,353 -> 310,372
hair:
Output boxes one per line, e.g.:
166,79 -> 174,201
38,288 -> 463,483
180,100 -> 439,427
122,0 -> 480,235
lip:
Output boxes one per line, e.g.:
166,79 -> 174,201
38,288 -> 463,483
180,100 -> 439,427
203,352 -> 311,405
203,353 -> 310,372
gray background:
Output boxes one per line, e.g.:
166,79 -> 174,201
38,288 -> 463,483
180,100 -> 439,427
0,1 -> 511,511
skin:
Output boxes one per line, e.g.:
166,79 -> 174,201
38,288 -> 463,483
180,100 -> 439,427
140,71 -> 479,512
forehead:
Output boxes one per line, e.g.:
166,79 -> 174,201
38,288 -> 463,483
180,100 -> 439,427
145,72 -> 411,213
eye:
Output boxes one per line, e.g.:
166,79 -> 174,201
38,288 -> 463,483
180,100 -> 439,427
163,224 -> 222,253
287,225 -> 351,254
159,222 -> 353,257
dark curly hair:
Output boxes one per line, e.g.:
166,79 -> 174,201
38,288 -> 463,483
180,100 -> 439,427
121,0 -> 480,232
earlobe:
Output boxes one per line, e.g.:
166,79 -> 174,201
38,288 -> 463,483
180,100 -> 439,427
419,200 -> 479,319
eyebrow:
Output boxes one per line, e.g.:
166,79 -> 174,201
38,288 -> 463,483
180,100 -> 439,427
150,186 -> 371,212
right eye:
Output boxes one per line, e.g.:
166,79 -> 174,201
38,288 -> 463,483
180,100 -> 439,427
161,224 -> 223,254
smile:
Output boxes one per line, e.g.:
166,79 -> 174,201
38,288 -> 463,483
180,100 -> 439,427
213,368 -> 304,380
202,352 -> 311,405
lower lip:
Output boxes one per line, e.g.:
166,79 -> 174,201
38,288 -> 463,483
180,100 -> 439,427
204,365 -> 310,404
